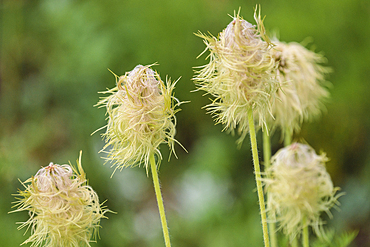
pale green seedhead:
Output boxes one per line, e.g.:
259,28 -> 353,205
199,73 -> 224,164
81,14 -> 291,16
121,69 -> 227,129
11,153 -> 109,247
194,7 -> 279,144
265,143 -> 340,240
270,40 -> 331,137
96,64 -> 181,174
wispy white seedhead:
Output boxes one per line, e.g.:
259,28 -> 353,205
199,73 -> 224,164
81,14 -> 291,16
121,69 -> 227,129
193,7 -> 279,144
11,152 -> 110,247
96,64 -> 182,174
265,143 -> 340,239
270,40 -> 331,137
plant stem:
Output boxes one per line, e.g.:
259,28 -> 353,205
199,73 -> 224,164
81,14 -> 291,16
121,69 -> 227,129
302,217 -> 309,247
248,109 -> 270,247
263,127 -> 277,247
284,128 -> 292,146
263,127 -> 271,171
150,153 -> 171,247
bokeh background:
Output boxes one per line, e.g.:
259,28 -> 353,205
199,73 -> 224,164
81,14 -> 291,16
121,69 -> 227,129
1,0 -> 369,246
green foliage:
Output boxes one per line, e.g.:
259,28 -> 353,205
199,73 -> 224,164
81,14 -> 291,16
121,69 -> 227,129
1,0 -> 369,246
312,230 -> 358,247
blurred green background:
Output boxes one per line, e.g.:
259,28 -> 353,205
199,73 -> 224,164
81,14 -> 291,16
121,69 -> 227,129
1,0 -> 369,246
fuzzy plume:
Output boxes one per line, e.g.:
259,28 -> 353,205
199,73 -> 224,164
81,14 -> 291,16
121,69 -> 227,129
96,64 -> 182,174
193,7 -> 279,144
11,152 -> 110,247
265,143 -> 341,239
270,40 -> 331,137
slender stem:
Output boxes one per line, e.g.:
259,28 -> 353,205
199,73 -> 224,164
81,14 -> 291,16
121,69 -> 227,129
150,153 -> 171,247
263,127 -> 277,247
302,217 -> 309,247
284,128 -> 292,146
247,109 -> 270,247
263,127 -> 271,171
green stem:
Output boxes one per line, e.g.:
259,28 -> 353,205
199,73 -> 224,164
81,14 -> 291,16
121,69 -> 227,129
263,127 -> 271,171
150,153 -> 171,247
284,128 -> 292,146
302,217 -> 309,247
247,109 -> 270,247
263,127 -> 277,247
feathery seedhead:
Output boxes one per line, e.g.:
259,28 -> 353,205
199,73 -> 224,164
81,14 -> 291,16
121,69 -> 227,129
270,40 -> 331,137
11,152 -> 109,247
265,143 -> 341,239
193,7 -> 279,144
96,64 -> 182,174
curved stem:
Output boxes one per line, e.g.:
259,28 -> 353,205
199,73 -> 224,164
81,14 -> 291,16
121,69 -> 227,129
248,109 -> 270,247
150,153 -> 171,247
263,127 -> 277,247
